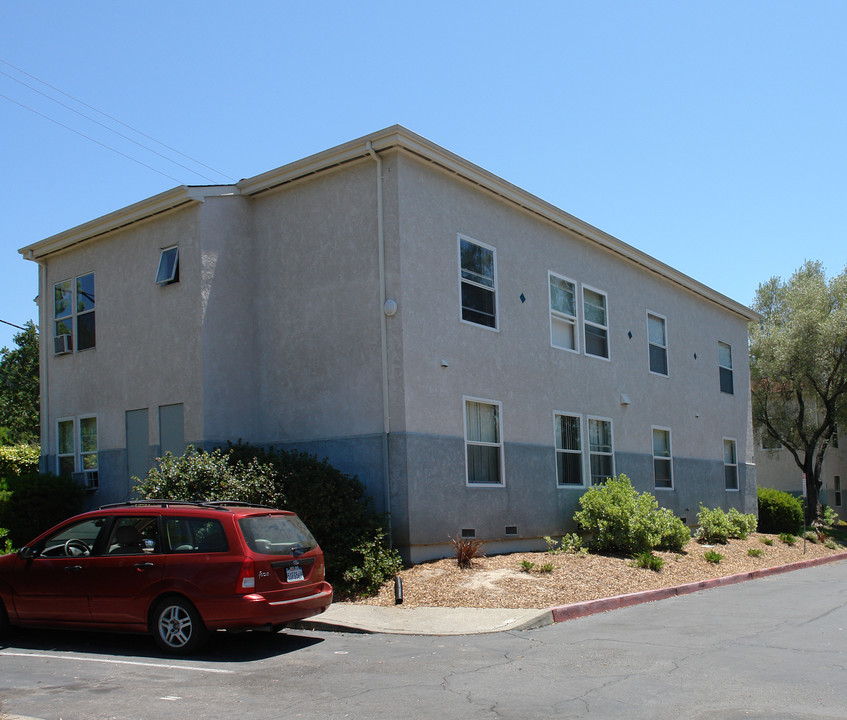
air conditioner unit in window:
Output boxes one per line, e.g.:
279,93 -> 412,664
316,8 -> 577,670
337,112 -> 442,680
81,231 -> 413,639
54,334 -> 72,355
71,470 -> 98,490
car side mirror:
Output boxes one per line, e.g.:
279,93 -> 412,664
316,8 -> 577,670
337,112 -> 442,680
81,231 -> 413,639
18,546 -> 40,560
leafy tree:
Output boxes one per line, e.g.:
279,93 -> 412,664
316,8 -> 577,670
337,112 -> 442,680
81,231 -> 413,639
0,321 -> 39,445
750,261 -> 847,522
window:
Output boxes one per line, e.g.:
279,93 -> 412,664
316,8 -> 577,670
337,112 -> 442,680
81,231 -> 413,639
459,236 -> 497,329
724,438 -> 738,490
652,427 -> 673,489
57,418 -> 75,477
647,312 -> 668,375
464,398 -> 503,485
165,517 -> 229,553
156,246 -> 179,285
761,433 -> 781,450
834,476 -> 842,508
549,273 -> 578,351
54,273 -> 95,352
107,517 -> 161,555
554,413 -> 583,485
588,417 -> 614,484
719,341 -> 734,394
56,416 -> 98,477
583,287 -> 609,358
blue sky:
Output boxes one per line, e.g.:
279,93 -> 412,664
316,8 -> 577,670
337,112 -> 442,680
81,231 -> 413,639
2,1 -> 845,350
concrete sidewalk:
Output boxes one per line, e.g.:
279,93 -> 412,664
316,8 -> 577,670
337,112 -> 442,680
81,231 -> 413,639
292,551 -> 847,636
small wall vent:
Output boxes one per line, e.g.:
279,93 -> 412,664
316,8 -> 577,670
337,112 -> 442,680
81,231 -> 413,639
505,525 -> 518,536
460,528 -> 476,538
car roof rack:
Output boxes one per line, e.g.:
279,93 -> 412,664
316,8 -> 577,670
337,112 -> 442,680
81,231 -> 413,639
204,501 -> 280,511
97,499 -> 281,512
98,499 -> 231,511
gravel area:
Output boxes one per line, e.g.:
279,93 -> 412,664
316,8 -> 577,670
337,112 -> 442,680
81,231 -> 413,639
351,534 -> 847,609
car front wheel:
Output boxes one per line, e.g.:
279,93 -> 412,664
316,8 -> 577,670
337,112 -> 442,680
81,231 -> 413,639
152,597 -> 208,655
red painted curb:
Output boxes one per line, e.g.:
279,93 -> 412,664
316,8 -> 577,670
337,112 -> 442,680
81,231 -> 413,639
550,550 -> 847,623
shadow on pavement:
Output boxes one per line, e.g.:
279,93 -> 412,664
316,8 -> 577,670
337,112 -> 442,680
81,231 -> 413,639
0,625 -> 324,663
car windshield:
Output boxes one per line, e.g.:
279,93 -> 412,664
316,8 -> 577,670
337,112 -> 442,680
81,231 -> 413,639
238,514 -> 318,556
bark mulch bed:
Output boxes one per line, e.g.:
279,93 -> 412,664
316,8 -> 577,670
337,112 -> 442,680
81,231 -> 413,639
350,534 -> 846,610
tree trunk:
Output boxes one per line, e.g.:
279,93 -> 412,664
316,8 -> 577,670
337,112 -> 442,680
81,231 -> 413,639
804,459 -> 820,525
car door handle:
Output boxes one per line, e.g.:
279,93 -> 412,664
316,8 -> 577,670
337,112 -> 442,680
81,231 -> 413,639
64,565 -> 83,573
134,562 -> 155,571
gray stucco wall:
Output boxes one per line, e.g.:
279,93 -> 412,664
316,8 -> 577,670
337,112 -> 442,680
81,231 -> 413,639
33,141 -> 757,563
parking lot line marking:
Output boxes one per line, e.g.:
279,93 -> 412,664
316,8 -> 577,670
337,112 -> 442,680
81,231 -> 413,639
0,651 -> 235,674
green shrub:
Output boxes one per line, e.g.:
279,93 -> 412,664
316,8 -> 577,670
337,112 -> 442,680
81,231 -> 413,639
704,549 -> 724,564
342,530 -> 403,596
758,487 -> 803,534
697,505 -> 758,543
747,548 -> 764,558
778,532 -> 797,546
0,473 -> 84,547
0,444 -> 39,480
820,505 -> 839,527
727,507 -> 758,538
544,533 -> 585,555
803,531 -> 819,544
0,526 -> 13,554
574,474 -> 688,554
632,551 -> 664,571
539,562 -> 554,573
825,540 -> 838,550
696,505 -> 732,544
760,537 -> 774,546
654,507 -> 691,552
519,559 -> 534,572
137,443 -> 394,597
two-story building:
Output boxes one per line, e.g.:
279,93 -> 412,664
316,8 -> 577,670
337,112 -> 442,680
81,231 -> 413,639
20,126 -> 759,561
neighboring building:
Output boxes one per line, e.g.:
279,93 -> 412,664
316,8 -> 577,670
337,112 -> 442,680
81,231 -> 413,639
754,431 -> 847,521
20,126 -> 759,561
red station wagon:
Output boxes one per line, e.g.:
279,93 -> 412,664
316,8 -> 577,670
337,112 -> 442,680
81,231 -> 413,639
0,501 -> 333,654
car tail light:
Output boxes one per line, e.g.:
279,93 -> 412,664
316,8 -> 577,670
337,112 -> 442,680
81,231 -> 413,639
237,558 -> 255,593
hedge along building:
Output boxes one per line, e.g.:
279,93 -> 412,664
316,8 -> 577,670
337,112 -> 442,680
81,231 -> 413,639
20,126 -> 759,562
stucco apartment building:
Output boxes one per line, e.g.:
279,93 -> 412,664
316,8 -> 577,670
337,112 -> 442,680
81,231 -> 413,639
20,126 -> 759,561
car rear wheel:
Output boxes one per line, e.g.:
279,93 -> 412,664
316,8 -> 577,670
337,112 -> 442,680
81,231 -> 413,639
152,597 -> 208,655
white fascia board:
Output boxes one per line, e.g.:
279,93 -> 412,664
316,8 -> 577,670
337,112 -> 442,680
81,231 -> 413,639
19,185 -> 239,261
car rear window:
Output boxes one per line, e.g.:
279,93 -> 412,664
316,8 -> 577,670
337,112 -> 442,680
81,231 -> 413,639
238,514 -> 318,556
164,517 -> 229,553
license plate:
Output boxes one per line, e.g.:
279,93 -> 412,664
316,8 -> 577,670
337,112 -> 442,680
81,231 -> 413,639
286,566 -> 304,582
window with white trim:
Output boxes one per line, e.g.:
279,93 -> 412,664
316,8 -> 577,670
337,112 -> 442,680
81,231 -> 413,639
54,273 -> 95,353
554,413 -> 583,486
652,427 -> 673,489
464,398 -> 503,485
459,236 -> 497,329
834,476 -> 842,507
57,418 -> 75,478
583,287 -> 609,359
56,416 -> 99,477
724,438 -> 738,490
647,312 -> 668,376
588,417 -> 614,484
549,273 -> 578,351
156,246 -> 179,285
719,341 -> 734,394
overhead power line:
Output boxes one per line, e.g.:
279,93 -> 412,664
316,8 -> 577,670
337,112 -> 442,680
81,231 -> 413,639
0,58 -> 237,184
1,92 -> 184,184
1,69 -> 224,184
